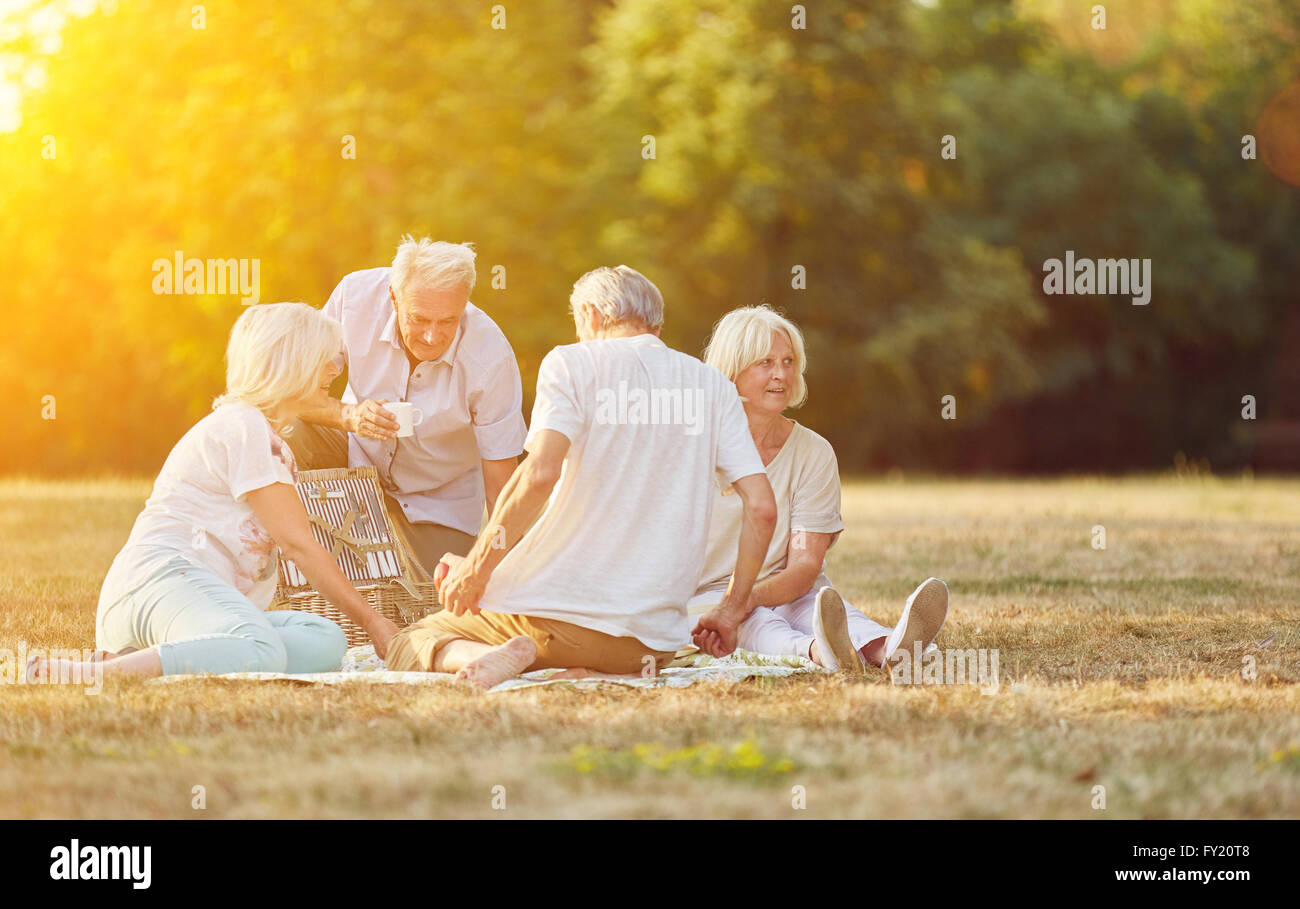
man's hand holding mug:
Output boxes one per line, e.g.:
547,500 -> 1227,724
343,399 -> 402,441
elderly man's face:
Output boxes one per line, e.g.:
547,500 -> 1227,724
390,282 -> 467,362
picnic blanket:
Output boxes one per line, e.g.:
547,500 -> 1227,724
151,645 -> 821,692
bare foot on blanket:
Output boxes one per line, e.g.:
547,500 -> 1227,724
454,636 -> 538,690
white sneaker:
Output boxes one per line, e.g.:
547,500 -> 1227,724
813,586 -> 862,673
883,578 -> 949,667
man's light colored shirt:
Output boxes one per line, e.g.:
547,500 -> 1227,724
474,333 -> 766,652
322,267 -> 526,536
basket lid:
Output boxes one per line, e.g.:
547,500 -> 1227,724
277,467 -> 408,591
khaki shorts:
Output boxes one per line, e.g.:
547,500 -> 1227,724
386,608 -> 677,675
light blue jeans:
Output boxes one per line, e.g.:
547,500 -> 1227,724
96,550 -> 347,675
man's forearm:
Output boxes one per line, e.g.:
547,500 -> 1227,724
720,509 -> 775,619
463,461 -> 556,580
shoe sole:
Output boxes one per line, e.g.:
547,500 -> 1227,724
887,578 -> 949,665
815,587 -> 862,673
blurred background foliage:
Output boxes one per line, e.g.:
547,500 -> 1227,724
1,0 -> 1297,474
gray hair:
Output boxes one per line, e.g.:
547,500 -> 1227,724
569,265 -> 664,332
391,235 -> 477,299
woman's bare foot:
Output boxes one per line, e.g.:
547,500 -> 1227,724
26,657 -> 96,684
30,649 -> 161,682
454,636 -> 538,690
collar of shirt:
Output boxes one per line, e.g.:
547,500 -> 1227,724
611,332 -> 664,348
380,305 -> 468,368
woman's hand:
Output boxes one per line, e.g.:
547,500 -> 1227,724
367,617 -> 396,661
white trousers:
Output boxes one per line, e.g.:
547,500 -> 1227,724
691,574 -> 893,660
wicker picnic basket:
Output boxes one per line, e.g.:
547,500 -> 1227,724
270,466 -> 441,646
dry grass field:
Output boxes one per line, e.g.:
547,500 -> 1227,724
1,474 -> 1297,818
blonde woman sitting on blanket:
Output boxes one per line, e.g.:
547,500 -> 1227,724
687,305 -> 949,671
27,303 -> 402,683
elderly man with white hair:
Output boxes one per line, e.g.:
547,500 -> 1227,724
289,236 -> 527,573
383,265 -> 779,689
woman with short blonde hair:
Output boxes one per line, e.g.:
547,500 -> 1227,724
690,304 -> 949,671
28,303 -> 402,682
216,300 -> 347,419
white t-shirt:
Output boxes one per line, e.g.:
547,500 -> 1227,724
474,334 -> 766,651
98,403 -> 298,611
691,421 -> 844,604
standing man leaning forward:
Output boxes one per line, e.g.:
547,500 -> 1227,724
381,265 -> 779,689
287,237 -> 527,572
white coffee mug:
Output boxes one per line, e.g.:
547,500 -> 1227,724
382,402 -> 424,438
